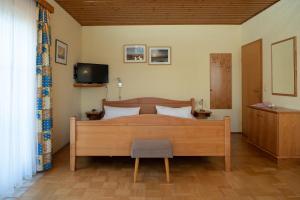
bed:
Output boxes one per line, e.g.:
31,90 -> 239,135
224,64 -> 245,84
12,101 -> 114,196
70,97 -> 231,171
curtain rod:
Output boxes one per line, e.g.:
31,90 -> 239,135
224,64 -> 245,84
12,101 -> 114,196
37,0 -> 54,13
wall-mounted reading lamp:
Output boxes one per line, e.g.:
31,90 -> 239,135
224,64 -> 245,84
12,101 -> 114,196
117,77 -> 123,100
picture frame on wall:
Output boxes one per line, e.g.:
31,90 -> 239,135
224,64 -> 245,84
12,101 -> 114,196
149,47 -> 171,65
55,39 -> 68,65
124,44 -> 146,63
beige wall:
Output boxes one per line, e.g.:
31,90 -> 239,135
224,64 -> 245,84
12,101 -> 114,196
80,26 -> 242,132
49,0 -> 82,153
242,0 -> 300,109
48,0 -> 300,152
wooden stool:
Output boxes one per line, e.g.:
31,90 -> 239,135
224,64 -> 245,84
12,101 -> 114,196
131,139 -> 173,183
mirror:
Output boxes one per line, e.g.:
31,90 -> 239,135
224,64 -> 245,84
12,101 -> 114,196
271,37 -> 297,96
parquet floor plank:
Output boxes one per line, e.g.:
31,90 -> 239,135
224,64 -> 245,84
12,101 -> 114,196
19,135 -> 300,200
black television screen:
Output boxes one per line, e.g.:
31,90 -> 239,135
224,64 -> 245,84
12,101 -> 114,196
74,63 -> 108,84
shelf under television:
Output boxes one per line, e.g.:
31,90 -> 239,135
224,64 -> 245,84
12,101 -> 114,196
73,83 -> 107,88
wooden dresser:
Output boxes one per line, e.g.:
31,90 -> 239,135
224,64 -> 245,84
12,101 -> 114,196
245,105 -> 300,159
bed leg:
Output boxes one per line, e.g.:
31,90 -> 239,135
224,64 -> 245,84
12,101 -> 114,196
224,116 -> 231,172
134,158 -> 139,183
225,155 -> 231,172
70,154 -> 76,171
70,117 -> 76,171
164,158 -> 170,183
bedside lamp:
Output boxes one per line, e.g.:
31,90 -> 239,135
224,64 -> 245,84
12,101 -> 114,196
117,77 -> 123,100
199,98 -> 204,111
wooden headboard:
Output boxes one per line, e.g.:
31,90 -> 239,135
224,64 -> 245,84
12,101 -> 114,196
102,97 -> 195,114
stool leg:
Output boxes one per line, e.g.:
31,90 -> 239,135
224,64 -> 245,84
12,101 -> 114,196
134,158 -> 139,183
164,158 -> 170,183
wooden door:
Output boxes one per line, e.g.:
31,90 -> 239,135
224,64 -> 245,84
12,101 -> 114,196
210,53 -> 232,109
242,39 -> 263,136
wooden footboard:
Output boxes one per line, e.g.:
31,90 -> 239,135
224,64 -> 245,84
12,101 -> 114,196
70,115 -> 231,172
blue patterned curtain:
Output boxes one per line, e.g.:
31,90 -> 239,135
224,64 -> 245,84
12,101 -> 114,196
36,4 -> 52,172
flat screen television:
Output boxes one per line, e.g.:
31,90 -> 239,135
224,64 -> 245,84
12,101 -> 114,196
74,63 -> 109,84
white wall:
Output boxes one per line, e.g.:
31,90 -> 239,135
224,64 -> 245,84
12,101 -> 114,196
80,26 -> 242,132
242,0 -> 300,110
48,0 -> 82,153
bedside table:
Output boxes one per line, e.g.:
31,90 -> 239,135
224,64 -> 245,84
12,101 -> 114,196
193,110 -> 212,119
86,111 -> 102,120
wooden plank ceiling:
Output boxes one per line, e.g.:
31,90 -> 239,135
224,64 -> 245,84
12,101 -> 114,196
55,0 -> 279,26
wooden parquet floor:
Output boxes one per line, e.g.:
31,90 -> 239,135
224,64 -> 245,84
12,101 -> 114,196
20,134 -> 300,200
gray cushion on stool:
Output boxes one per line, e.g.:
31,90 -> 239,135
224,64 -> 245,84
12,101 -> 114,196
131,139 -> 173,158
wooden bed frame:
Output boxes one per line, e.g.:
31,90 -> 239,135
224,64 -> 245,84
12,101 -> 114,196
70,97 -> 231,171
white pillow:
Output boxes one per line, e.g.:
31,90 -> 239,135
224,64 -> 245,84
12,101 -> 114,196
156,105 -> 194,119
103,106 -> 140,120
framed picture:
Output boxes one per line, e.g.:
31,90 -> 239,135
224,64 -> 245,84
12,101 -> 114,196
149,47 -> 171,65
55,39 -> 68,65
124,44 -> 146,63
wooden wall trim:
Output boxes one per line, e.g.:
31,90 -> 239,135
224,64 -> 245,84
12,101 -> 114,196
37,0 -> 54,13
